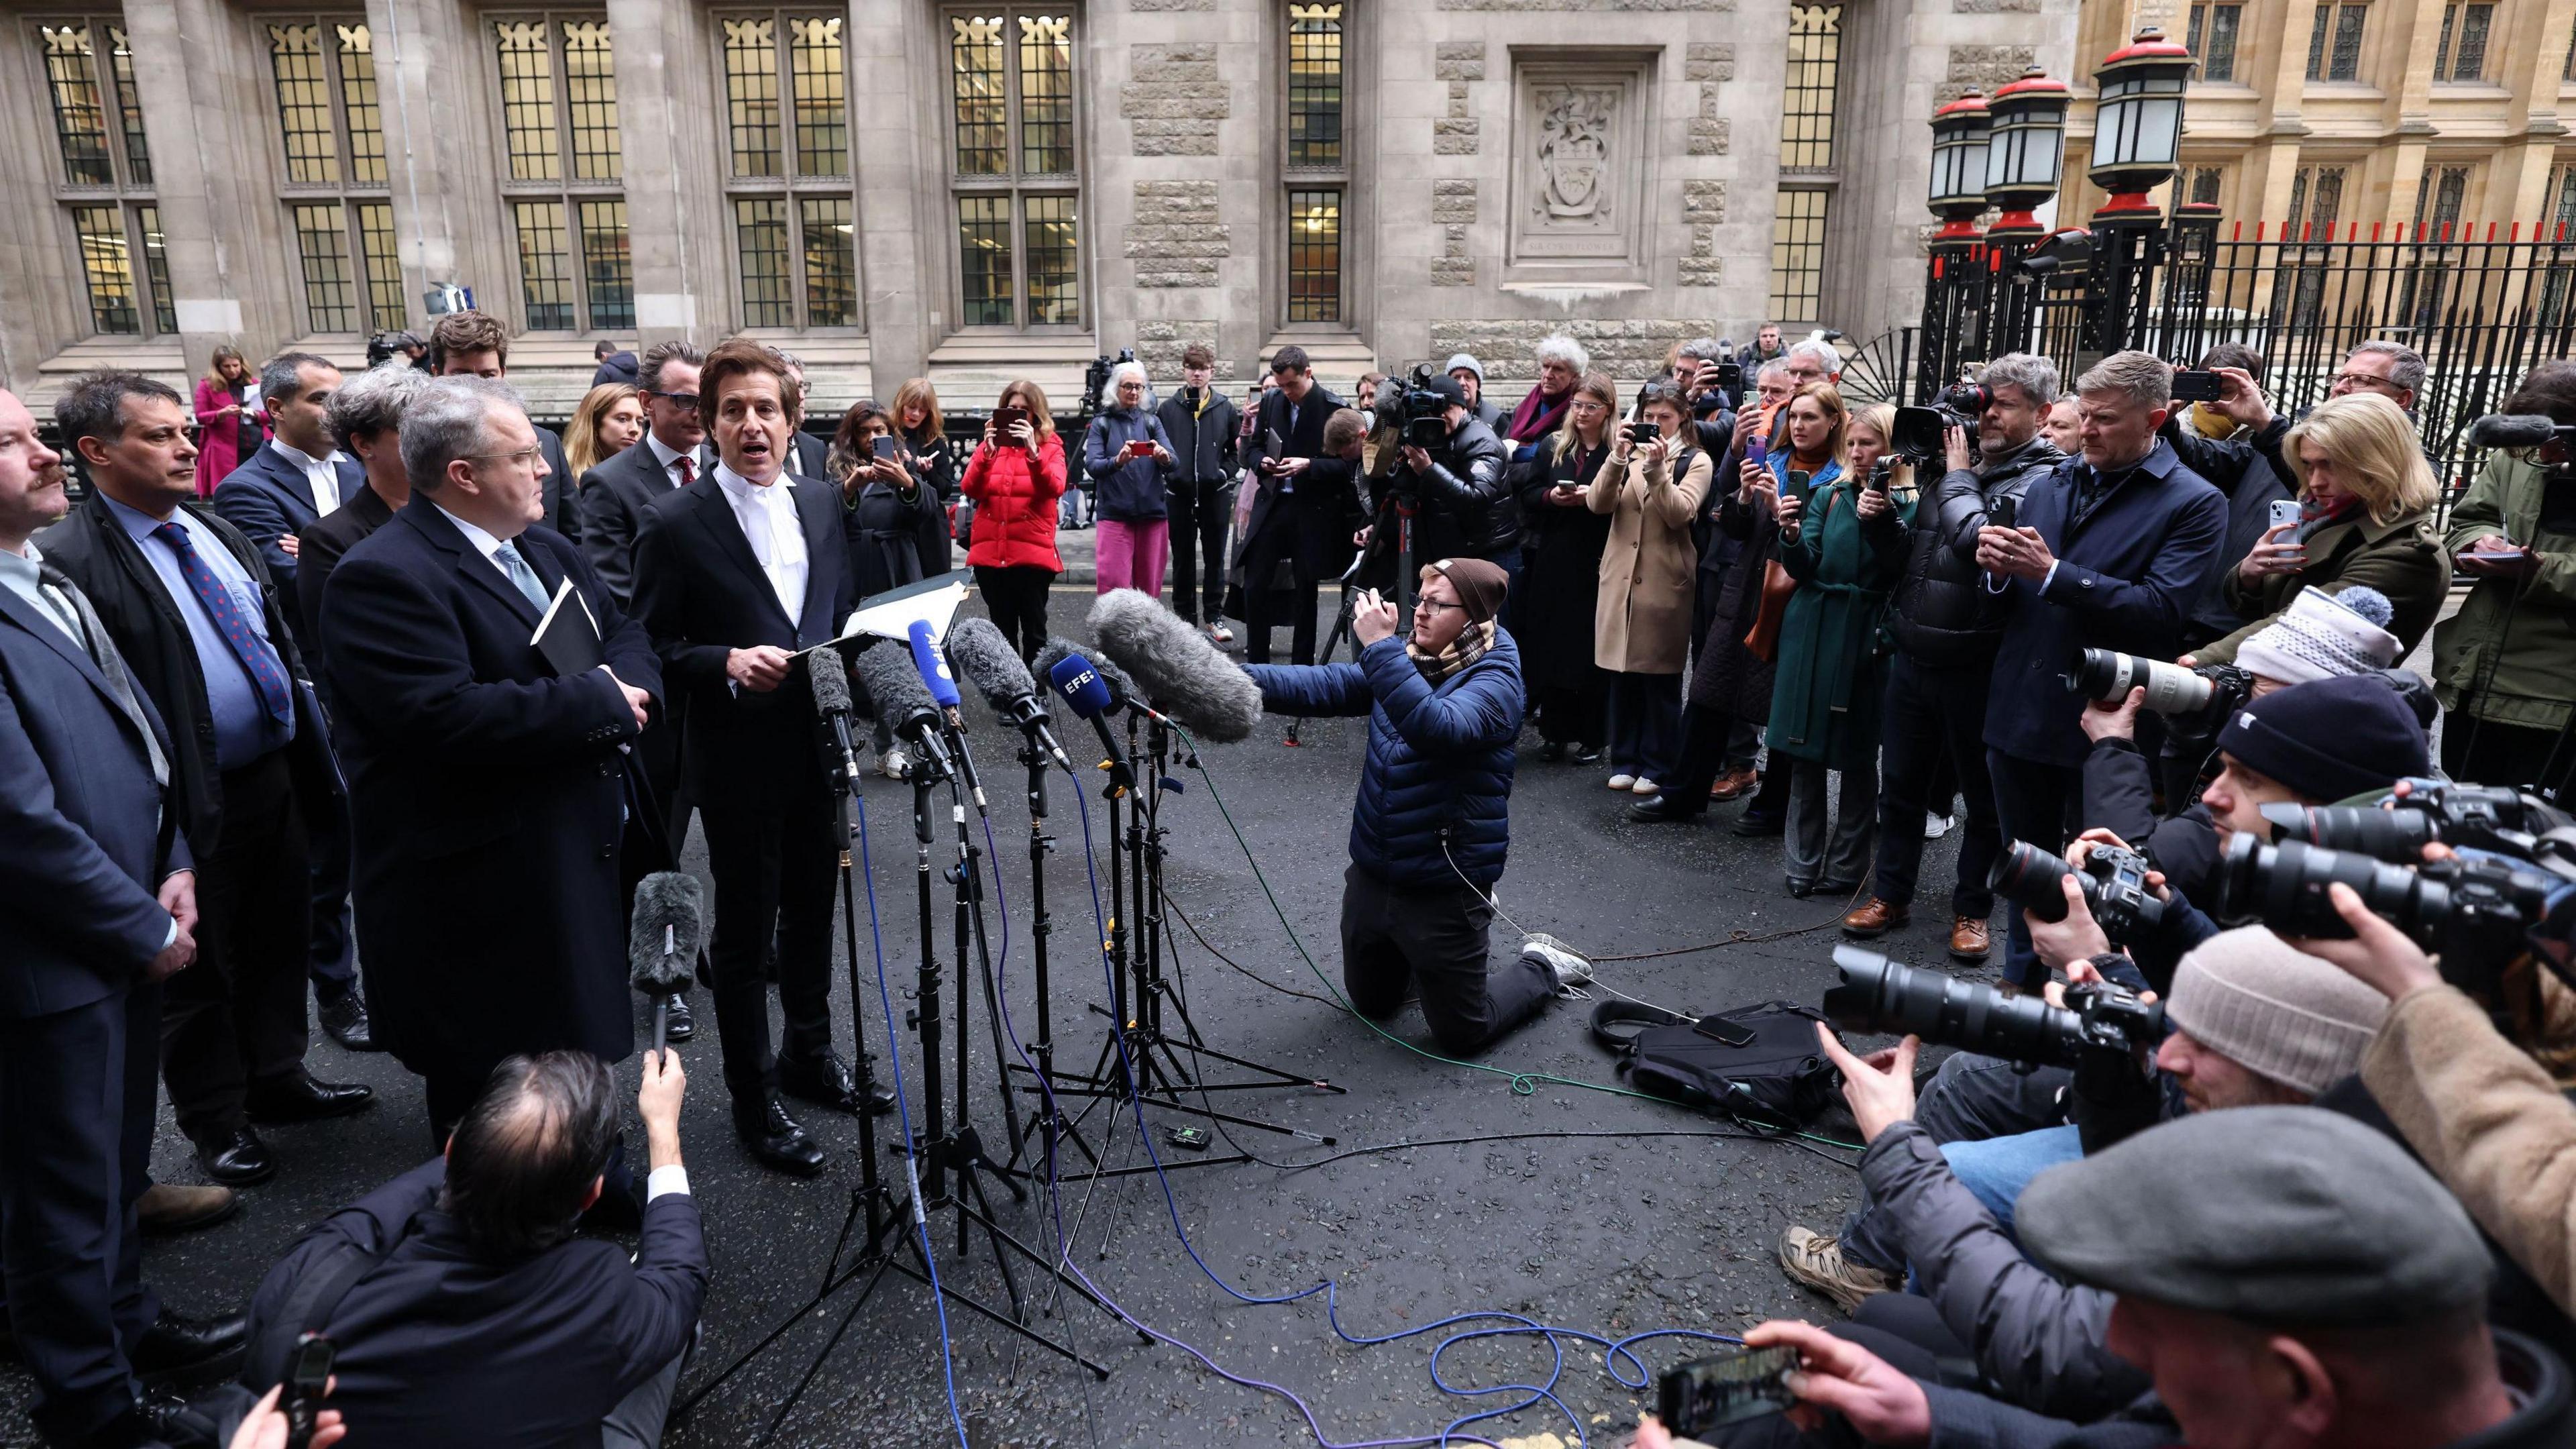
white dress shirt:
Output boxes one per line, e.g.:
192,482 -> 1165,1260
713,463 -> 809,625
645,433 -> 696,490
269,439 -> 344,515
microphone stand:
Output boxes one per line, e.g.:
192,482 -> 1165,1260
938,714 -> 1031,1168
1000,718 -> 1104,1181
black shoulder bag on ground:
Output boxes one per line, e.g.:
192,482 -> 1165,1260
1590,999 -> 1838,1131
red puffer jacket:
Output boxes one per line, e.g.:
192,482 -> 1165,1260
961,433 -> 1067,572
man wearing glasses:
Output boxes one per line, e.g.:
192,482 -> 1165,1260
1244,557 -> 1591,1056
582,342 -> 711,608
319,378 -> 662,1199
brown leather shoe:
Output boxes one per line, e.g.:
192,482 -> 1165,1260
1949,915 -> 1993,962
1709,765 -> 1761,801
1839,898 -> 1909,938
138,1182 -> 241,1237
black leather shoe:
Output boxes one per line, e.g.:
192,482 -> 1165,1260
85,1393 -> 217,1448
661,994 -> 695,1043
130,1307 -> 248,1388
1625,795 -> 1703,824
1731,810 -> 1787,838
316,988 -> 379,1052
1539,741 -> 1567,763
777,1051 -> 859,1114
244,1071 -> 374,1124
195,1128 -> 276,1187
1570,747 -> 1605,767
735,1096 -> 827,1177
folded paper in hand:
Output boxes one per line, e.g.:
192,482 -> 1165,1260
531,578 -> 603,675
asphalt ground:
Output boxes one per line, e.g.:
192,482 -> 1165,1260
1,594 -> 2002,1449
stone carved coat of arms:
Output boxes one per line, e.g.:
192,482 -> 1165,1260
1535,87 -> 1617,223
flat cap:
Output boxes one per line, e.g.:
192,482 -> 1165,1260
2017,1107 -> 2489,1329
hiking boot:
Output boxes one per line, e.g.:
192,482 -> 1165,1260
1778,1226 -> 1898,1313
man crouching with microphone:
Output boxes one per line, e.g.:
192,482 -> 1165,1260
1246,557 -> 1590,1054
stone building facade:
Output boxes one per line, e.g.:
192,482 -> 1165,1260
0,0 -> 2076,415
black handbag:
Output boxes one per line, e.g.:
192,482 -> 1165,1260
1590,998 -> 1839,1131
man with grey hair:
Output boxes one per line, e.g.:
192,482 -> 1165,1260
1976,350 -> 2223,988
212,352 -> 360,665
1505,335 -> 1589,443
1845,353 -> 2065,961
297,362 -> 432,677
323,377 -> 662,1173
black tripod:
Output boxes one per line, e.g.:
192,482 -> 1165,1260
999,725 -> 1106,1181
1289,496 -> 1416,745
676,729 -> 1115,1446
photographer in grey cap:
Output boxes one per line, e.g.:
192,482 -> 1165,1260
1646,1108 -> 2570,1448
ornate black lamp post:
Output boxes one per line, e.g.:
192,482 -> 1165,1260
2084,28 -> 2193,353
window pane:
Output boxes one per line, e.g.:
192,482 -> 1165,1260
2329,5 -> 2366,79
139,205 -> 175,334
1780,5 -> 1842,172
800,196 -> 857,326
2302,3 -> 2328,78
338,25 -> 389,186
495,21 -> 561,182
2453,2 -> 2491,79
792,18 -> 849,176
1287,189 -> 1341,323
292,201 -> 359,331
957,195 -> 1014,325
723,17 -> 783,178
564,20 -> 621,181
1022,193 -> 1077,324
40,26 -> 113,188
72,205 -> 138,334
2311,168 -> 2345,227
268,24 -> 341,186
578,198 -> 633,329
1019,15 -> 1075,175
1769,189 -> 1829,320
512,199 -> 575,329
1287,4 -> 1344,170
356,201 -> 404,329
2204,5 -> 2238,83
951,15 -> 1008,176
736,197 -> 793,327
104,27 -> 150,186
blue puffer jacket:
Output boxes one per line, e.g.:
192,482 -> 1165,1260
1246,631 -> 1521,888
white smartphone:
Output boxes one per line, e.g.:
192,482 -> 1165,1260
2267,498 -> 2301,531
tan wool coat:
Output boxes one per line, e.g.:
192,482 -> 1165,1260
1588,439 -> 1711,676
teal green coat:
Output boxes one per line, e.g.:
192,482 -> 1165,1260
1767,463 -> 1913,771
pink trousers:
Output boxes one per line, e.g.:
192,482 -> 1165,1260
1095,518 -> 1171,597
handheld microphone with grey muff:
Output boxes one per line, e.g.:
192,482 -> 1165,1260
852,641 -> 956,784
2467,413 -> 2566,449
948,616 -> 1074,772
1086,589 -> 1263,743
809,648 -> 866,788
628,871 -> 704,1055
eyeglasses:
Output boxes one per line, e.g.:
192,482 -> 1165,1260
1414,598 -> 1466,614
646,390 -> 702,411
464,445 -> 545,470
2331,373 -> 2404,394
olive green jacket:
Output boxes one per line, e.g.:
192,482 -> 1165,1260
2198,504 -> 2449,665
2431,452 -> 2576,730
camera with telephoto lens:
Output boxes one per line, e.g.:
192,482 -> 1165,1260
2262,785 -> 2576,863
2063,647 -> 2255,754
1370,363 -> 1456,451
1891,380 -> 1993,461
1990,839 -> 2167,943
1825,946 -> 2165,1070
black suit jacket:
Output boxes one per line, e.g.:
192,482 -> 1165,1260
535,424 -> 578,543
247,1159 -> 705,1449
213,443 -> 368,660
294,483 -> 397,680
0,568 -> 189,1018
578,440 -> 712,608
631,471 -> 851,804
321,501 -> 660,1071
39,498 -> 342,859
790,429 -> 829,482
1237,386 -> 1352,590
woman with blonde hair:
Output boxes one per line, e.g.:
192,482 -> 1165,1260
1588,377 -> 1713,794
890,376 -> 957,502
193,344 -> 262,496
2196,390 -> 2449,663
563,382 -> 643,482
960,379 -> 1067,661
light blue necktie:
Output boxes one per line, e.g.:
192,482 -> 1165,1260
492,541 -> 550,610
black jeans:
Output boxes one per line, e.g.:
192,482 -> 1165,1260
700,764 -> 839,1104
167,749 -> 313,1144
1838,1051 -> 2074,1273
1873,656 -> 2002,918
1985,751 -> 2080,990
2443,714 -> 2573,796
1166,478 -> 1233,626
974,564 -> 1055,663
1246,584 -> 1322,665
1340,865 -> 1556,1055
1530,682 -> 1607,749
1605,672 -> 1682,782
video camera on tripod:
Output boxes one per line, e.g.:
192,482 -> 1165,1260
1081,347 -> 1137,418
1371,362 -> 1456,455
1824,945 -> 2165,1071
1891,380 -> 1992,461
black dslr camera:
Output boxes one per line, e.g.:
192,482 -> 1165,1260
2263,784 -> 2574,862
1892,380 -> 1992,461
1825,946 -> 2165,1070
1990,839 -> 2167,943
1371,363 -> 1455,451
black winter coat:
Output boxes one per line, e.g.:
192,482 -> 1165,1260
1686,486 -> 1780,720
845,477 -> 951,599
1156,388 -> 1240,488
1894,434 -> 2065,666
2160,415 -> 2295,649
1409,415 -> 1518,562
1510,440 -> 1616,692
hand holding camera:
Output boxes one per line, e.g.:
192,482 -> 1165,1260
2081,686 -> 2147,744
1976,524 -> 2055,580
1943,421 -> 1974,474
1351,588 -> 1401,646
2290,878 -> 2445,1002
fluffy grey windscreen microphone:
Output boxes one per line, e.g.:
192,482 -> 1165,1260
627,871 -> 703,996
852,639 -> 938,724
1033,635 -> 1139,708
1087,588 -> 1263,743
808,650 -> 853,718
945,616 -> 1036,710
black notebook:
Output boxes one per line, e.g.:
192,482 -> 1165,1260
531,578 -> 603,676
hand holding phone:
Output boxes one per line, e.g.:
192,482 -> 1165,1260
2267,498 -> 2302,532
284,1333 -> 335,1449
1125,437 -> 1155,460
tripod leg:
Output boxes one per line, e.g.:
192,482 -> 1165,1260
752,1252 -> 899,1448
963,1168 -> 1028,1320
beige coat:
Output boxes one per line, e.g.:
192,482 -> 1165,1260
1587,440 -> 1711,675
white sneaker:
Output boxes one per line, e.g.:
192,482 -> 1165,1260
1607,773 -> 1636,791
1630,777 -> 1660,796
1210,622 -> 1235,645
879,747 -> 911,781
1925,812 -> 1955,840
1521,933 -> 1595,993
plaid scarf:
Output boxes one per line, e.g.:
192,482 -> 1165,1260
1408,618 -> 1497,686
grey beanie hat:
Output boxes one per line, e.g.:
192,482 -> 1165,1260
2018,1107 -> 2491,1328
2237,585 -> 2401,685
2164,926 -> 2389,1095
1443,353 -> 1485,382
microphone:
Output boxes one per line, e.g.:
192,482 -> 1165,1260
910,618 -> 962,710
809,651 -> 864,786
628,871 -> 704,1056
1034,636 -> 1139,713
1087,589 -> 1264,743
2467,413 -> 2563,449
1043,646 -> 1137,791
853,642 -> 955,782
948,616 -> 1073,771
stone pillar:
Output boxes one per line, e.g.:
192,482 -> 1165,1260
850,0 -> 935,381
606,0 -> 728,345
366,0 -> 511,328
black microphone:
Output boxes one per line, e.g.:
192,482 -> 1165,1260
628,871 -> 704,1056
1087,589 -> 1264,743
2467,413 -> 2563,449
809,651 -> 864,787
853,642 -> 956,781
947,617 -> 1074,771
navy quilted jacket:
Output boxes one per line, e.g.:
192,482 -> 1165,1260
1246,631 -> 1521,888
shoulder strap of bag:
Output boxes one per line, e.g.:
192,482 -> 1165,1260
244,1209 -> 421,1389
